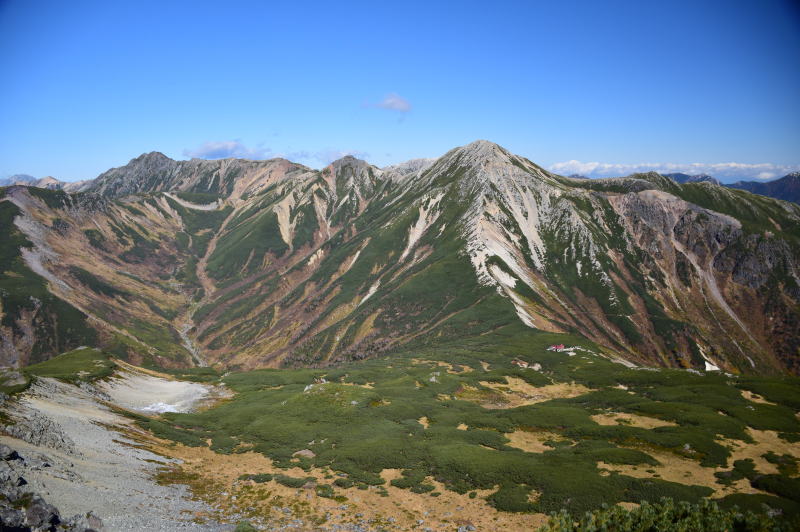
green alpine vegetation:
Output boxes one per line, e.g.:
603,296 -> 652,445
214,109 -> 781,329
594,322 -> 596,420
141,326 -> 800,521
539,498 -> 794,532
23,347 -> 114,383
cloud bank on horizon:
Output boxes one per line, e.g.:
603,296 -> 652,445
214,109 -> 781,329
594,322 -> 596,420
549,160 -> 800,182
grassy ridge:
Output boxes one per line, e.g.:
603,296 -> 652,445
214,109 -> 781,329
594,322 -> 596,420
24,347 -> 114,383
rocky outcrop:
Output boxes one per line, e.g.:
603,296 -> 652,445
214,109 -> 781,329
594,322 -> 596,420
0,443 -> 104,531
2,408 -> 78,458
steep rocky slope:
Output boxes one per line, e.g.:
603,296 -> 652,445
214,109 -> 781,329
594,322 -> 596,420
1,141 -> 798,374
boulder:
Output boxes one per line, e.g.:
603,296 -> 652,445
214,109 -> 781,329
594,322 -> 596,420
24,494 -> 60,529
292,449 -> 315,459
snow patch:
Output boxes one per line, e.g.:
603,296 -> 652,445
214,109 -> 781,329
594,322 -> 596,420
698,345 -> 721,371
98,369 -> 216,414
140,402 -> 180,414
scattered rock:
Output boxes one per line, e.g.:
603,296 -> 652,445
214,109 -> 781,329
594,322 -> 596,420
0,443 -> 105,531
292,449 -> 316,459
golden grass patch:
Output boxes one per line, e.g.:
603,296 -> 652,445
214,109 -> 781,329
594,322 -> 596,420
504,430 -> 569,453
410,359 -> 473,374
721,428 -> 800,476
598,428 -> 800,498
143,438 -> 548,530
475,377 -> 592,408
590,412 -> 677,429
740,389 -> 776,406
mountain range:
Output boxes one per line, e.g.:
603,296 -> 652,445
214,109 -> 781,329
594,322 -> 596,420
0,174 -> 64,190
1,140 -> 799,375
727,172 -> 800,204
8,166 -> 800,204
663,173 -> 721,186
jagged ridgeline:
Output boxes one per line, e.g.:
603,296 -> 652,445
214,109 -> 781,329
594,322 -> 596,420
1,141 -> 798,373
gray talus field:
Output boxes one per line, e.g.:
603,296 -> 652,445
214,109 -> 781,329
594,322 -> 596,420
1,366 -> 228,530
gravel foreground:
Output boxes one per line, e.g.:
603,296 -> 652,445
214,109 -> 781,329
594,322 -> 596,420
0,371 -> 232,531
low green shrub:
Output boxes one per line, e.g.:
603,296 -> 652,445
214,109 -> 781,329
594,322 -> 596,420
538,498 -> 794,531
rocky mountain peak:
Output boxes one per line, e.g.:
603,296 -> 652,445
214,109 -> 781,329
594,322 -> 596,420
135,151 -> 173,163
448,139 -> 513,166
329,154 -> 373,174
326,155 -> 382,203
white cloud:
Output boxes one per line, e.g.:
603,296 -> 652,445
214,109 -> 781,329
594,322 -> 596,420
373,93 -> 411,113
183,140 -> 270,160
549,160 -> 800,182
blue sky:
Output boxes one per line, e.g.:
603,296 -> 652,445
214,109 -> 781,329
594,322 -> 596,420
1,0 -> 798,182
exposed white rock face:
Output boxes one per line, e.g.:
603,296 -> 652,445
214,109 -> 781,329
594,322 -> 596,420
328,155 -> 383,211
400,191 -> 445,261
358,280 -> 381,306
